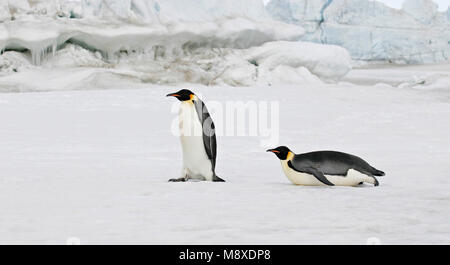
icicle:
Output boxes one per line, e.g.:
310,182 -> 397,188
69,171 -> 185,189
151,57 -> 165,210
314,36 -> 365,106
30,41 -> 59,65
43,47 -> 48,64
31,47 -> 41,66
103,48 -> 119,64
52,42 -> 57,57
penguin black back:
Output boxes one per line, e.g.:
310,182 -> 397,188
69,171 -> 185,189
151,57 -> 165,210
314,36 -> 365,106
293,151 -> 385,177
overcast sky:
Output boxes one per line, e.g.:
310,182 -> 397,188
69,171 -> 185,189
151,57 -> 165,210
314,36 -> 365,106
262,0 -> 450,11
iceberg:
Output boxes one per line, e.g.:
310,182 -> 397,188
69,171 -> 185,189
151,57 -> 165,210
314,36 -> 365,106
266,0 -> 450,64
402,0 -> 438,24
0,0 -> 354,87
0,0 -> 302,66
0,39 -> 352,89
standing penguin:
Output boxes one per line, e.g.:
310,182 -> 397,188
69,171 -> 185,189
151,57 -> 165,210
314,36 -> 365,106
166,89 -> 224,182
267,146 -> 384,186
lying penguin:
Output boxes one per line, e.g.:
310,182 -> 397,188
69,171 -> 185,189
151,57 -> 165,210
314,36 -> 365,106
166,89 -> 224,182
267,146 -> 384,186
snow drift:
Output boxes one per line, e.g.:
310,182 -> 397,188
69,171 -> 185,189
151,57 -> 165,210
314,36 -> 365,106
266,0 -> 450,64
245,41 -> 351,83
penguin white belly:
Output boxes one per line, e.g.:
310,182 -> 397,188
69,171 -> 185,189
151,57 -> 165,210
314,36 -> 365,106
281,161 -> 371,186
179,102 -> 213,181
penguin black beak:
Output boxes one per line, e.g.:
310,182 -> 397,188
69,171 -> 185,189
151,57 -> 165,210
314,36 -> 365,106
166,93 -> 179,97
266,149 -> 279,153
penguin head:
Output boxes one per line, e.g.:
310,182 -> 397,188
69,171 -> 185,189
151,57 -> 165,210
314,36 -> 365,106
166,89 -> 195,102
267,146 -> 292,160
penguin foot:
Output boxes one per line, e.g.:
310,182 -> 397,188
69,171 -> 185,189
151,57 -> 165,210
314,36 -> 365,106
168,177 -> 187,182
213,175 -> 225,182
373,177 -> 379,186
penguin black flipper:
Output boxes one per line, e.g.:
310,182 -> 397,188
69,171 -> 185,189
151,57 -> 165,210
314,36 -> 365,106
287,161 -> 334,186
194,99 -> 224,182
193,99 -> 223,182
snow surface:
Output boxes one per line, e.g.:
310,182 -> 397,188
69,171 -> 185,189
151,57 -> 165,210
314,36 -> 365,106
266,0 -> 450,63
0,64 -> 450,244
343,62 -> 450,90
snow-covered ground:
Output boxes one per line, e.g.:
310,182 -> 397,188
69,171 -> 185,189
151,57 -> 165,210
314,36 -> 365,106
343,62 -> 450,89
1,64 -> 449,244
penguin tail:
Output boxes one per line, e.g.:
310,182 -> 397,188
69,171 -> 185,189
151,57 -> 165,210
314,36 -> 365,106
371,167 -> 385,176
213,175 -> 225,182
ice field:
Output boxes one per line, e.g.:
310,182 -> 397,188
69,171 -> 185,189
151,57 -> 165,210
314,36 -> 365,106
1,64 -> 449,244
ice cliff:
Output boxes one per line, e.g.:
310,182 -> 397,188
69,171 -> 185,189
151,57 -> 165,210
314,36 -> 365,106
266,0 -> 450,63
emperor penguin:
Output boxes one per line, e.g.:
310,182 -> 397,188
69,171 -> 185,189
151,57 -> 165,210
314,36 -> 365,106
267,146 -> 385,186
166,89 -> 225,182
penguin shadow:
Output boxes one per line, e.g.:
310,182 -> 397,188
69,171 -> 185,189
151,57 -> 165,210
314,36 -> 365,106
168,179 -> 205,183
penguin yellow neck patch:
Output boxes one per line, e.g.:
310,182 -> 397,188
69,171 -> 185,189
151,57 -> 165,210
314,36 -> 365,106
287,151 -> 294,160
